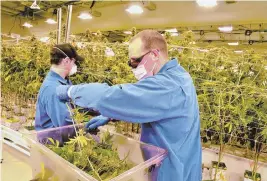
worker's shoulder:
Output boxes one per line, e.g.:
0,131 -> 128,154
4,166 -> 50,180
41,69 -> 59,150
39,81 -> 58,98
155,68 -> 193,86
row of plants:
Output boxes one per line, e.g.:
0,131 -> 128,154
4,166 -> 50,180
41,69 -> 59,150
1,29 -> 267,180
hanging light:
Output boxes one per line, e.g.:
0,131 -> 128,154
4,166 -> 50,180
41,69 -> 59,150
10,33 -> 20,39
45,18 -> 57,24
78,13 -> 93,20
126,5 -> 143,14
196,0 -> 217,8
171,32 -> 179,36
234,50 -> 243,53
30,0 -> 40,10
198,49 -> 209,52
228,42 -> 239,46
40,37 -> 49,43
124,31 -> 132,35
218,26 -> 233,32
165,28 -> 178,33
22,22 -> 33,28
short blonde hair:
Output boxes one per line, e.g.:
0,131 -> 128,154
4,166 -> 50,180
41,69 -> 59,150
130,30 -> 168,57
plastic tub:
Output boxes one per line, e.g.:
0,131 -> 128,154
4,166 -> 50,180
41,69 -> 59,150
24,124 -> 167,181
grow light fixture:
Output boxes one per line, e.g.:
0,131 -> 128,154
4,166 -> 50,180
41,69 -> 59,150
30,0 -> 40,10
45,18 -> 57,24
234,50 -> 243,54
126,5 -> 143,14
22,22 -> 33,28
171,32 -> 179,36
165,28 -> 178,33
218,26 -> 233,32
40,37 -> 49,43
124,31 -> 132,35
78,13 -> 93,20
196,0 -> 217,8
228,42 -> 239,46
11,33 -> 20,39
198,49 -> 209,52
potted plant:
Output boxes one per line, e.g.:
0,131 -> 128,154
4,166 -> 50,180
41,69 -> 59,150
244,170 -> 261,181
211,161 -> 227,181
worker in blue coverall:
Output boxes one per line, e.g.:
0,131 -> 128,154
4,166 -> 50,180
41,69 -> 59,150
56,30 -> 202,181
35,43 -> 84,131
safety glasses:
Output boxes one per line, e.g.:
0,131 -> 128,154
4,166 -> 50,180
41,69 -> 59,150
128,51 -> 151,68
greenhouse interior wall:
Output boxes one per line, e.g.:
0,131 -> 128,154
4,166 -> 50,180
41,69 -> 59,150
1,1 -> 267,181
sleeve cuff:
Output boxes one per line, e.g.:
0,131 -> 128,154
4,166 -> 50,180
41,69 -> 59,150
56,85 -> 71,101
67,86 -> 74,98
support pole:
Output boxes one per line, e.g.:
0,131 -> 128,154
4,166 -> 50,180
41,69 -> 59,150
56,8 -> 62,44
65,5 -> 73,43
0,126 -> 3,163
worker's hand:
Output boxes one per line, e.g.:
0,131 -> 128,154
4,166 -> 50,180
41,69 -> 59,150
56,85 -> 71,101
85,115 -> 110,130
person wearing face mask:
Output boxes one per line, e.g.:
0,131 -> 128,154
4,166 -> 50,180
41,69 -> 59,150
34,43 -> 84,131
56,30 -> 201,181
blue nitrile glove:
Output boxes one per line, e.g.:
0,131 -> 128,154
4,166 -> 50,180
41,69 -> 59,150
85,115 -> 110,130
56,85 -> 71,101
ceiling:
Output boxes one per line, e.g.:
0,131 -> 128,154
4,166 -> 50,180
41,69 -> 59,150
1,0 -> 267,49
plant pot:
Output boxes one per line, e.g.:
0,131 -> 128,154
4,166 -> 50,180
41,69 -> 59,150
211,161 -> 227,181
244,170 -> 261,181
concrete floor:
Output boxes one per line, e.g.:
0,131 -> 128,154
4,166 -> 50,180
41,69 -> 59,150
1,144 -> 32,181
202,147 -> 267,181
1,137 -> 267,181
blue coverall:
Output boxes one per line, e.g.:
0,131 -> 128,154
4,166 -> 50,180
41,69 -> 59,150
57,59 -> 202,181
35,70 -> 73,131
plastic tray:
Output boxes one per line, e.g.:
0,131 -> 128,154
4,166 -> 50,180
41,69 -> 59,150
24,124 -> 167,181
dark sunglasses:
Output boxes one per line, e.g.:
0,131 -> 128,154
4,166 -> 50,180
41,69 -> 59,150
128,51 -> 151,68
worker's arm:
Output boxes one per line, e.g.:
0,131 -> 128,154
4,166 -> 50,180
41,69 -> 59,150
57,77 -> 180,123
44,87 -> 73,127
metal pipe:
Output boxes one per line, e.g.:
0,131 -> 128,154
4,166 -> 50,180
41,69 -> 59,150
1,6 -> 19,15
65,5 -> 73,43
57,8 -> 62,44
